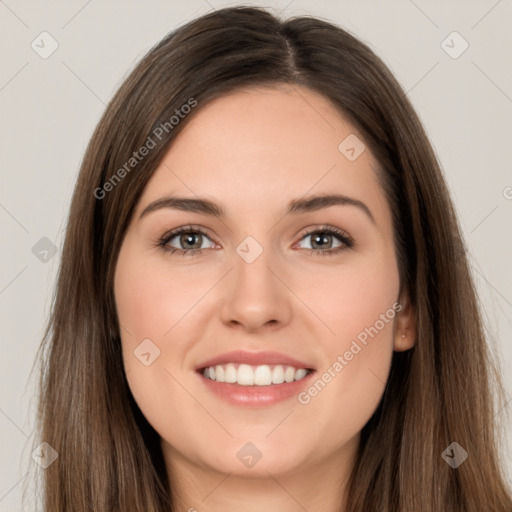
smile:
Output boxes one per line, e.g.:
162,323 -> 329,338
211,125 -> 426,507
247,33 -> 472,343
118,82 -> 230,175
196,364 -> 316,407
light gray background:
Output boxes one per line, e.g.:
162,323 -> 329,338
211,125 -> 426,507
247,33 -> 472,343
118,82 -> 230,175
1,0 -> 511,509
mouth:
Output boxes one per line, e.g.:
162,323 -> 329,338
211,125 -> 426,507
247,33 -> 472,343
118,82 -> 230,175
194,349 -> 317,406
195,361 -> 317,407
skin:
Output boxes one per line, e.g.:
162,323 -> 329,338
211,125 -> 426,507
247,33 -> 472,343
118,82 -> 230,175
114,84 -> 416,512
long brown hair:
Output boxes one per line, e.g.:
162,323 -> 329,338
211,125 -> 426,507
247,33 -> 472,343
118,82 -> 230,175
29,6 -> 512,511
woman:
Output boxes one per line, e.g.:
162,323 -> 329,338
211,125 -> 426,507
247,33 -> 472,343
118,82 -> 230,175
33,5 -> 512,511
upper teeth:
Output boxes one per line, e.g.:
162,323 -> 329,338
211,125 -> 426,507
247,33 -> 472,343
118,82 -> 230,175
202,363 -> 310,386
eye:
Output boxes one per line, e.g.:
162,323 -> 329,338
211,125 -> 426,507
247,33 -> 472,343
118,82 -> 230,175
156,224 -> 354,257
295,226 -> 353,256
157,225 -> 216,256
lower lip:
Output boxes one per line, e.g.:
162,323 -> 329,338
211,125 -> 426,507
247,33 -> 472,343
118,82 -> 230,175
197,370 -> 316,407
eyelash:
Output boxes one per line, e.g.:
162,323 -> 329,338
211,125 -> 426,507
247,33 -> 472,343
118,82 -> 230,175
155,224 -> 354,257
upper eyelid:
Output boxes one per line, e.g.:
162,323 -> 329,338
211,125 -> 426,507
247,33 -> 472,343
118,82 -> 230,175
301,226 -> 351,239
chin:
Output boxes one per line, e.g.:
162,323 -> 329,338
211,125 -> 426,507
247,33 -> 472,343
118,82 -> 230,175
196,441 -> 308,477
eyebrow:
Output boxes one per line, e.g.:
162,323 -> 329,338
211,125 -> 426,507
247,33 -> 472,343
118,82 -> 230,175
138,193 -> 375,224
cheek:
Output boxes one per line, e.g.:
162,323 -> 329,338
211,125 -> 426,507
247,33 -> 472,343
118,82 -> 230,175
115,250 -> 205,349
114,250 -> 203,444
336,266 -> 398,350
306,244 -> 399,350
301,251 -> 399,431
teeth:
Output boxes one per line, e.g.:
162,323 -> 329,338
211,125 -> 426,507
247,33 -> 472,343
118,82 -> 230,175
215,365 -> 224,382
201,363 -> 311,386
224,364 -> 237,383
238,364 -> 254,385
284,366 -> 295,382
272,365 -> 285,384
294,368 -> 307,380
254,365 -> 271,385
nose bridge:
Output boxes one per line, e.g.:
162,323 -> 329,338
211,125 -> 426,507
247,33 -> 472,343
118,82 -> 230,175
235,236 -> 273,284
219,233 -> 292,329
232,233 -> 279,300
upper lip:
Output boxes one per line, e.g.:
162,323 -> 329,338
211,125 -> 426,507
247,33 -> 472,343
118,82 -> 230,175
196,350 -> 315,371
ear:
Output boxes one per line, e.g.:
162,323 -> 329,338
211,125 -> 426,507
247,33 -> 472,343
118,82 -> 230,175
393,290 -> 416,352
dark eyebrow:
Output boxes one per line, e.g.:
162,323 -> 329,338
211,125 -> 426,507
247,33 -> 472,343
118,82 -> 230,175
138,193 -> 375,224
287,194 -> 375,224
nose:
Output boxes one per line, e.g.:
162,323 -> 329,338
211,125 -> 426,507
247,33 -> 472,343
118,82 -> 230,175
219,244 -> 293,332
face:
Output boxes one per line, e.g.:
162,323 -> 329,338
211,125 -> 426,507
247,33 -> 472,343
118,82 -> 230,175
114,84 -> 415,479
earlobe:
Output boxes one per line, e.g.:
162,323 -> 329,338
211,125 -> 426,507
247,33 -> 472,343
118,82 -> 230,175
393,292 -> 416,352
394,331 -> 415,351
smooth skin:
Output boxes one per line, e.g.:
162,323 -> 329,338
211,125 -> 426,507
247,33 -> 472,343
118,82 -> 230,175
114,84 -> 416,512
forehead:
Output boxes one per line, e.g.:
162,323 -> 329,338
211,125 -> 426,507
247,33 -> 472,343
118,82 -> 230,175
136,85 -> 389,223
